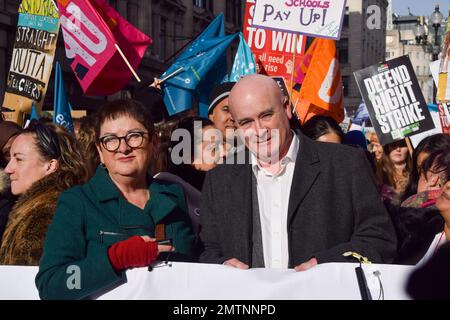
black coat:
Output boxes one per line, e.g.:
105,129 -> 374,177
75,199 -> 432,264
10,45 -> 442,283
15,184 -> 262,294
388,203 -> 444,265
199,133 -> 397,267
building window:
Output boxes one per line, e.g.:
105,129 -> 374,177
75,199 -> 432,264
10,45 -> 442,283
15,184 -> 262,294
127,3 -> 139,24
343,6 -> 349,27
342,76 -> 349,96
337,38 -> 348,64
109,0 -> 118,9
160,17 -> 167,60
194,0 -> 206,8
226,0 -> 242,25
151,14 -> 159,57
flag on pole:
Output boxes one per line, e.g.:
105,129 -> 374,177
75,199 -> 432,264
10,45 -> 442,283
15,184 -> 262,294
229,33 -> 257,82
294,39 -> 344,124
53,62 -> 74,133
161,14 -> 237,116
57,0 -> 152,96
352,101 -> 370,126
30,102 -> 39,121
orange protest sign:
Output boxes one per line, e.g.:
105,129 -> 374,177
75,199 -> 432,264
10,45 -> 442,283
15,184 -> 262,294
294,38 -> 344,124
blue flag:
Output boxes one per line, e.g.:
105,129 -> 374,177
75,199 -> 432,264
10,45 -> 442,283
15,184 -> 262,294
30,102 -> 39,121
177,13 -> 225,60
53,62 -> 74,133
162,14 -> 237,116
229,33 -> 257,82
352,101 -> 370,126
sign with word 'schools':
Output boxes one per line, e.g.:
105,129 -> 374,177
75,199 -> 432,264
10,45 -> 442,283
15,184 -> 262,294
354,56 -> 435,145
252,0 -> 347,40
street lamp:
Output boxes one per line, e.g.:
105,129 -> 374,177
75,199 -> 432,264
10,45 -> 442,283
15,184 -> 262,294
429,4 -> 443,103
413,18 -> 426,45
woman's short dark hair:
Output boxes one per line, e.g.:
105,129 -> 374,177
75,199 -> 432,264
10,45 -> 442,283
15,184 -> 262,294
95,99 -> 155,141
301,115 -> 344,142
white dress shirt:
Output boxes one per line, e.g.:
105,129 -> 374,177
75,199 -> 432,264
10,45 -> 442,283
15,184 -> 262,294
251,132 -> 299,268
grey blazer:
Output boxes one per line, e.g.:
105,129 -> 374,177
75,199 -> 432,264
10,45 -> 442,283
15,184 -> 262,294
199,133 -> 397,267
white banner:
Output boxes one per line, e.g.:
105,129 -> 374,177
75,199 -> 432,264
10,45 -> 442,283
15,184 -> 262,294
0,262 -> 414,300
252,0 -> 346,40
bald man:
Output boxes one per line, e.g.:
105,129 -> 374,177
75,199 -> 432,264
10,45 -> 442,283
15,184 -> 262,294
199,75 -> 397,271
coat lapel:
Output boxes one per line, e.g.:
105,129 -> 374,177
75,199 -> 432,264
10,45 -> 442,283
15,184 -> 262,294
228,163 -> 253,261
288,134 -> 321,226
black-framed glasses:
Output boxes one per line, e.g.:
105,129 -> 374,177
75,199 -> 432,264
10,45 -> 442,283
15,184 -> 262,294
99,131 -> 148,152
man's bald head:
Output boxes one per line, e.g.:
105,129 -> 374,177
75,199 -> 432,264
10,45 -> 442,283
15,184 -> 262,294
228,75 -> 283,116
226,74 -> 293,164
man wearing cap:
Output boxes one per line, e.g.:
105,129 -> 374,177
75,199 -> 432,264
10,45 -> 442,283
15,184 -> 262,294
199,75 -> 397,270
0,121 -> 22,242
208,82 -> 237,157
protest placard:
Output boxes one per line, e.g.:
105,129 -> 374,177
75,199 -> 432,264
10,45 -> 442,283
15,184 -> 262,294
354,56 -> 435,145
251,0 -> 346,40
439,103 -> 450,135
2,0 -> 59,121
243,0 -> 306,83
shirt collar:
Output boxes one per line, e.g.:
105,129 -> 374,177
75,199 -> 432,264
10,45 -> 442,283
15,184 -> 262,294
251,130 -> 299,175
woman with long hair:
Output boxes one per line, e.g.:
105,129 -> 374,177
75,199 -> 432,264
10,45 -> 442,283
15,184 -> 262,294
376,139 -> 412,206
0,121 -> 88,265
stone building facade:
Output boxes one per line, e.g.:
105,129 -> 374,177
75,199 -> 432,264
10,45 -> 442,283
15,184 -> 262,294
0,0 -> 245,112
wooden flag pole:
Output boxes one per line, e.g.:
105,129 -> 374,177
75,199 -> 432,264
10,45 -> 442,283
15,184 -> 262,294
289,34 -> 298,109
405,137 -> 414,158
115,44 -> 141,83
159,67 -> 184,84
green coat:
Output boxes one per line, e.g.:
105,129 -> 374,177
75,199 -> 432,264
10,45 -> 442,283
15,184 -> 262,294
35,167 -> 196,300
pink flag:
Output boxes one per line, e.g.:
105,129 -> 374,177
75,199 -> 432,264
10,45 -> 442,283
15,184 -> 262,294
57,0 -> 151,96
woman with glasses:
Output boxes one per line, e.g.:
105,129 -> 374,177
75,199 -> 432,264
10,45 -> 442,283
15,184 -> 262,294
36,100 -> 196,300
0,121 -> 88,265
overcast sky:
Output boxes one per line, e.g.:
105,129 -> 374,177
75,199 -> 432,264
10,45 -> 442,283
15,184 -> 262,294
392,0 -> 448,17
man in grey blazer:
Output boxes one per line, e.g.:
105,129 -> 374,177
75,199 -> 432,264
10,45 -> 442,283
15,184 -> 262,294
199,75 -> 397,270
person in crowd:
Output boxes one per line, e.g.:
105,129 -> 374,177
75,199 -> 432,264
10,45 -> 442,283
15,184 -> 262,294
199,75 -> 397,270
343,130 -> 376,174
376,139 -> 412,206
76,114 -> 100,179
402,134 -> 450,202
208,82 -> 237,156
406,241 -> 450,300
406,178 -> 450,299
0,121 -> 88,265
36,100 -> 196,299
392,148 -> 449,264
0,121 -> 22,168
156,116 -> 221,249
366,132 -> 384,163
134,77 -> 168,124
165,116 -> 221,191
301,115 -> 344,143
0,121 -> 22,242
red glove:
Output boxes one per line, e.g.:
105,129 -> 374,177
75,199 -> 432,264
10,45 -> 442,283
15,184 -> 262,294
108,236 -> 158,272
